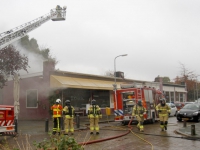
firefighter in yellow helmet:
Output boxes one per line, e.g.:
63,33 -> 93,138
156,98 -> 171,131
88,99 -> 102,134
132,100 -> 147,132
63,100 -> 75,135
51,99 -> 63,135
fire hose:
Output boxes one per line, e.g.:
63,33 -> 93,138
78,116 -> 154,150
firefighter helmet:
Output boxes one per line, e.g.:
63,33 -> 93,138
137,100 -> 142,106
65,100 -> 71,106
160,98 -> 166,106
91,99 -> 96,105
56,99 -> 61,103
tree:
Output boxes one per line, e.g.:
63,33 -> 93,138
0,45 -> 29,88
163,77 -> 170,83
20,36 -> 57,62
154,76 -> 170,83
174,62 -> 197,100
104,70 -> 114,77
0,36 -> 56,88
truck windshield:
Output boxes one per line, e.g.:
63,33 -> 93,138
122,92 -> 135,114
123,99 -> 135,115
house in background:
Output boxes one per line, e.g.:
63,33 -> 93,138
0,61 -> 187,120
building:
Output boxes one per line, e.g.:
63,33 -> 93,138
0,61 -> 187,120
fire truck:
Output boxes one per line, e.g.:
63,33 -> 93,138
114,83 -> 164,125
0,5 -> 66,135
0,105 -> 15,135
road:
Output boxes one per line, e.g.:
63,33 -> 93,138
2,116 -> 199,150
78,117 -> 199,150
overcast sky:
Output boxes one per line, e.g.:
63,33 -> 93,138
1,0 -> 200,82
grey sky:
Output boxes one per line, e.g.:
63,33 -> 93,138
1,0 -> 200,81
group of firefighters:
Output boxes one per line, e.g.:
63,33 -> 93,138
51,99 -> 102,135
132,98 -> 171,132
51,98 -> 170,135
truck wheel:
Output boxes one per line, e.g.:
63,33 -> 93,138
121,121 -> 126,126
150,112 -> 155,124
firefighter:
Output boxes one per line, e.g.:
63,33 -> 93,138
51,99 -> 63,135
132,100 -> 147,132
63,100 -> 75,135
88,99 -> 102,135
156,98 -> 171,131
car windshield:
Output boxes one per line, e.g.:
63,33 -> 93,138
175,103 -> 182,107
182,104 -> 199,110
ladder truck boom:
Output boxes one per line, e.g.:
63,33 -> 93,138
0,5 -> 66,49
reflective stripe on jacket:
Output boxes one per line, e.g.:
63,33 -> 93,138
132,105 -> 147,117
88,105 -> 102,118
63,106 -> 75,118
51,104 -> 63,118
156,104 -> 171,116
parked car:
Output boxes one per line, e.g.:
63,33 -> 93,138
166,103 -> 177,116
174,102 -> 185,111
176,103 -> 200,122
184,102 -> 195,105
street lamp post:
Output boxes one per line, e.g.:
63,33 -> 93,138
113,54 -> 128,110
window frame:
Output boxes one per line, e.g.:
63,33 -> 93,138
26,89 -> 38,108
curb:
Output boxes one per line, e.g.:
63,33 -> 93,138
175,128 -> 200,138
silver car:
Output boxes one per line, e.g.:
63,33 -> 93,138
166,103 -> 177,116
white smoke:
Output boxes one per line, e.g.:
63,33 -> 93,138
12,40 -> 46,75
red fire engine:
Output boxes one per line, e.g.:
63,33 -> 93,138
0,105 -> 15,135
114,83 -> 164,125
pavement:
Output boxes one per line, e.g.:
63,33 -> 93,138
1,115 -> 200,149
175,122 -> 200,138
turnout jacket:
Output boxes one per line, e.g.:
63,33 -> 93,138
132,105 -> 147,117
156,104 -> 171,116
51,104 -> 63,118
88,105 -> 102,119
63,106 -> 75,118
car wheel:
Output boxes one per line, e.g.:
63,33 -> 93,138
174,111 -> 177,116
177,116 -> 182,122
194,115 -> 200,122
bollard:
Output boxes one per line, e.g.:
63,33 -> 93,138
14,118 -> 18,133
76,114 -> 80,128
61,117 -> 64,130
183,120 -> 187,127
191,124 -> 196,135
45,118 -> 49,132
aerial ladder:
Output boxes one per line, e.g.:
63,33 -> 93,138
0,5 -> 66,50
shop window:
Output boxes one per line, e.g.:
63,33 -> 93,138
92,90 -> 110,108
26,89 -> 38,108
63,89 -> 110,108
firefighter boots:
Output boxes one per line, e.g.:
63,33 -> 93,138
164,126 -> 167,130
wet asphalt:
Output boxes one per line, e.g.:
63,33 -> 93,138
1,115 -> 200,150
